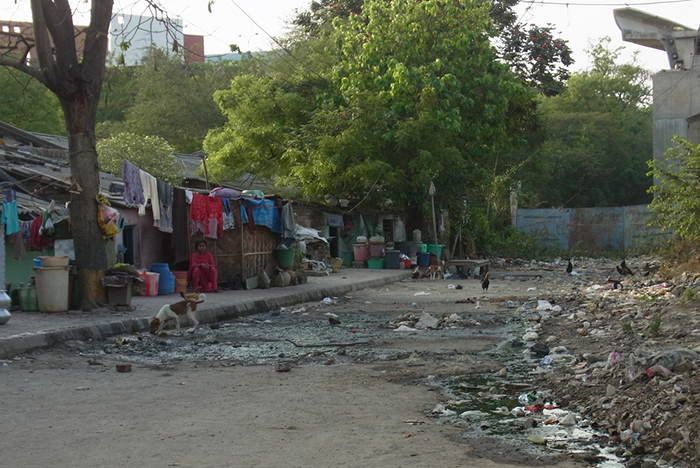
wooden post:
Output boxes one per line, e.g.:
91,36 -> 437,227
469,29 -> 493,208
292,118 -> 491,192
429,180 -> 438,260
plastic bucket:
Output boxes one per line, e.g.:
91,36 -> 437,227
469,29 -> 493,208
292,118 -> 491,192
402,259 -> 411,269
173,271 -> 188,293
138,271 -> 160,296
276,249 -> 295,269
341,251 -> 353,266
367,258 -> 385,269
19,286 -> 39,311
368,242 -> 384,258
384,250 -> 401,269
419,243 -> 428,253
33,266 -> 70,312
427,244 -> 443,258
39,256 -> 70,267
353,243 -> 369,263
417,252 -> 430,267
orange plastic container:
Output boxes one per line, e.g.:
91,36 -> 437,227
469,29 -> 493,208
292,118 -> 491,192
173,271 -> 188,293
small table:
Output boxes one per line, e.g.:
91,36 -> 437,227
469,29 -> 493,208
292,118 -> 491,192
447,259 -> 490,278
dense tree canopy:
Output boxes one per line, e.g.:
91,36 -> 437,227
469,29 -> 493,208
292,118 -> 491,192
97,49 -> 239,153
521,39 -> 652,208
205,0 -> 538,212
292,0 -> 573,96
0,67 -> 64,134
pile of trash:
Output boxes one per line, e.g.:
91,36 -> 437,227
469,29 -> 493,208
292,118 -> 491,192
391,311 -> 480,331
521,257 -> 700,467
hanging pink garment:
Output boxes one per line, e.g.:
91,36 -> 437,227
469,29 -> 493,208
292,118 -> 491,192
190,193 -> 224,238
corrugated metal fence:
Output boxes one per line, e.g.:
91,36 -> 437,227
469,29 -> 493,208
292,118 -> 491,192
515,205 -> 670,251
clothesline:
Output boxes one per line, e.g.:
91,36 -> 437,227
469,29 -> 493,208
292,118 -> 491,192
121,159 -> 293,240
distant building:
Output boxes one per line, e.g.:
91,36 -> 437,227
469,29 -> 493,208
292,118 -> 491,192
110,13 -> 204,65
0,20 -> 87,67
0,14 -> 204,67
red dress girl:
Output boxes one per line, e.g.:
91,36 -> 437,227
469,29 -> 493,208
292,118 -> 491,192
189,240 -> 218,292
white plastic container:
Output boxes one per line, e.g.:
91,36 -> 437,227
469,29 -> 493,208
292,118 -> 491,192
412,229 -> 421,243
34,266 -> 71,312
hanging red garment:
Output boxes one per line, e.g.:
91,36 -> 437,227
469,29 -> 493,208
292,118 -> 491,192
29,215 -> 51,251
190,193 -> 224,238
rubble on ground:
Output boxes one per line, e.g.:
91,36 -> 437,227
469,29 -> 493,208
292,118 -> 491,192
516,256 -> 700,467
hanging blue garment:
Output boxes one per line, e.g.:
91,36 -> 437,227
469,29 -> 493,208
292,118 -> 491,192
1,200 -> 20,235
240,198 -> 281,234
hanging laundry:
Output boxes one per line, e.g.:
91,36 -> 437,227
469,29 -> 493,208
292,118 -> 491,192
137,170 -> 160,220
190,193 -> 223,239
20,219 -> 32,245
122,160 -> 145,205
240,198 -> 281,234
29,214 -> 51,250
171,188 -> 189,264
210,187 -> 242,199
0,199 -> 20,235
221,198 -> 235,230
281,202 -> 295,239
324,212 -> 343,228
343,215 -> 354,232
154,180 -> 173,233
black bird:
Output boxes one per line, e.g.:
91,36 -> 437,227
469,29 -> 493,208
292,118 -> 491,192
481,272 -> 490,292
620,259 -> 634,276
328,316 -> 341,326
566,260 -> 573,274
616,265 -> 624,276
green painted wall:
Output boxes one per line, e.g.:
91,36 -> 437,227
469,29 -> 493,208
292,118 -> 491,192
4,243 -> 54,295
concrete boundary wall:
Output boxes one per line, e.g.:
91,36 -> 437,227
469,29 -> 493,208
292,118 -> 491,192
515,205 -> 669,251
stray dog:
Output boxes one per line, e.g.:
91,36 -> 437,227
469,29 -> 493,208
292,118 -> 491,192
150,292 -> 206,335
425,261 -> 445,280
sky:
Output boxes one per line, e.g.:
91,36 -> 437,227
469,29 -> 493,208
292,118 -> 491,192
1,0 -> 698,73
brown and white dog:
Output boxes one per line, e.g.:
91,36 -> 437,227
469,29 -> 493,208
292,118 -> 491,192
425,261 -> 445,280
150,292 -> 206,335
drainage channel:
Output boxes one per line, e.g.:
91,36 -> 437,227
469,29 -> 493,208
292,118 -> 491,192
424,323 -> 674,468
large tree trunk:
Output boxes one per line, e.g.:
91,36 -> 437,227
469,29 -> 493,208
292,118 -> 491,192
64,106 -> 108,309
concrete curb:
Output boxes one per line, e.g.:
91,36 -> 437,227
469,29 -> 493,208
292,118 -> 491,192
0,271 -> 410,359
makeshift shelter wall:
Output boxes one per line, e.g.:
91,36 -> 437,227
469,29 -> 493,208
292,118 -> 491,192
118,207 -> 170,269
188,199 -> 277,284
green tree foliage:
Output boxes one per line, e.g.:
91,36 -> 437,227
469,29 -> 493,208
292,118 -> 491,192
97,65 -> 137,124
647,137 -> 700,241
0,66 -> 64,134
491,0 -> 573,96
205,0 -> 537,212
523,39 -> 652,208
292,0 -> 573,96
97,49 -> 236,153
97,132 -> 184,185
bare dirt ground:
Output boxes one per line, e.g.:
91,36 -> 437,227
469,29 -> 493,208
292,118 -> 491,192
3,258 -> 694,468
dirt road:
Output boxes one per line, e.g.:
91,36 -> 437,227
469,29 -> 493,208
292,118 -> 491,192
2,268 -> 617,468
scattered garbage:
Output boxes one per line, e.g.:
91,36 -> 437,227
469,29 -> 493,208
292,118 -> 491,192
539,355 -> 554,369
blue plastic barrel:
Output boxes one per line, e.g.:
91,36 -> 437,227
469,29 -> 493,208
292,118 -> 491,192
417,252 -> 430,267
151,263 -> 175,295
